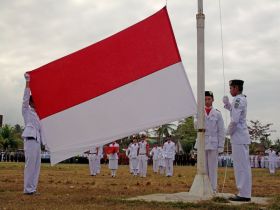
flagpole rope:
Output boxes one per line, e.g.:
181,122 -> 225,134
218,0 -> 229,193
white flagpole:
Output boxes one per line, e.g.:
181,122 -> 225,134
189,0 -> 213,197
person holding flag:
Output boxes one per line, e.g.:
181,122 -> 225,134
22,73 -> 46,195
107,141 -> 119,177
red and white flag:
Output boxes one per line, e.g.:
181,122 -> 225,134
28,7 -> 196,165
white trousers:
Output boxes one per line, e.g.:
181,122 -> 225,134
129,158 -> 133,173
138,155 -> 147,177
24,140 -> 41,193
109,159 -> 118,170
165,158 -> 174,176
269,160 -> 276,174
131,158 -> 139,175
88,155 -> 99,175
152,159 -> 159,173
205,150 -> 218,191
232,144 -> 252,198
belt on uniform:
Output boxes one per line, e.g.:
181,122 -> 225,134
26,137 -> 37,140
89,153 -> 97,154
139,153 -> 146,155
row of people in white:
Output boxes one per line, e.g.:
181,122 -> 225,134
126,139 -> 176,177
249,153 -> 280,169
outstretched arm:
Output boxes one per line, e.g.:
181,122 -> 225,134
22,73 -> 31,123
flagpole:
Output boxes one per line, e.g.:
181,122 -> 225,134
189,0 -> 213,197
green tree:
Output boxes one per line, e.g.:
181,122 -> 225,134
0,135 -> 4,150
154,123 -> 176,144
0,124 -> 23,150
173,117 -> 197,154
248,120 -> 273,150
274,139 -> 280,152
248,120 -> 272,142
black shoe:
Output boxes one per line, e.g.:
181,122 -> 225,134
24,192 -> 33,195
24,192 -> 35,195
229,195 -> 251,202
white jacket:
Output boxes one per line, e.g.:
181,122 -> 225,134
21,88 -> 45,145
163,141 -> 175,159
204,108 -> 225,150
150,146 -> 160,160
225,94 -> 250,145
130,143 -> 139,158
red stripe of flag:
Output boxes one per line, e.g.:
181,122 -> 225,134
29,7 -> 181,119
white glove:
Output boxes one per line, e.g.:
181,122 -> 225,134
218,147 -> 224,154
24,72 -> 30,82
223,96 -> 229,105
44,145 -> 50,152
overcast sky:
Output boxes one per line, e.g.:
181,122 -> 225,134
1,0 -> 279,140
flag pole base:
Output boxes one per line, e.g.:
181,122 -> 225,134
189,174 -> 213,198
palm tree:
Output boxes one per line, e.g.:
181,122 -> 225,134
154,123 -> 176,144
0,124 -> 23,150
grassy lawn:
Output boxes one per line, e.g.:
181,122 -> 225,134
0,162 -> 279,210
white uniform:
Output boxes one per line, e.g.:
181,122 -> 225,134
277,155 -> 280,168
97,145 -> 103,174
163,140 -> 175,177
260,155 -> 265,168
108,143 -> 119,177
22,88 -> 45,194
88,146 -> 99,176
129,143 -> 139,175
225,94 -> 251,198
150,146 -> 160,173
204,107 -> 225,192
265,149 -> 277,174
126,144 -> 133,173
250,155 -> 254,168
138,140 -> 148,177
158,146 -> 166,175
254,155 -> 259,168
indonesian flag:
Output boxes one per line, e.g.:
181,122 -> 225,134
28,7 -> 196,165
105,144 -> 119,155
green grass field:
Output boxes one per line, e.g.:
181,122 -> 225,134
0,163 -> 280,210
